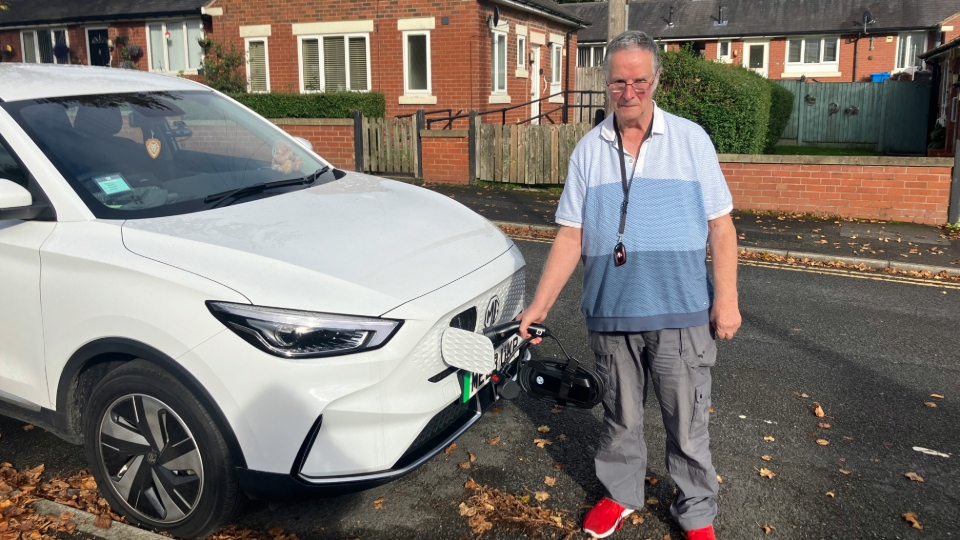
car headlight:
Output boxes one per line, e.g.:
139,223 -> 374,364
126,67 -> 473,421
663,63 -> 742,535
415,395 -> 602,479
206,301 -> 402,359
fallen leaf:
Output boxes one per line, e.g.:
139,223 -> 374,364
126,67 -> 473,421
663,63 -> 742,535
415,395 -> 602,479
646,496 -> 659,505
763,436 -> 775,442
534,491 -> 549,502
22,425 -> 34,431
904,472 -> 924,483
812,402 -> 826,417
552,462 -> 565,470
761,455 -> 772,461
533,438 -> 552,449
469,452 -> 476,463
459,502 -> 477,517
825,491 -> 835,498
902,511 -> 923,530
818,422 -> 831,429
459,461 -> 472,469
760,523 -> 775,534
709,407 -> 715,414
924,402 -> 937,408
716,475 -> 722,484
758,468 -> 776,479
487,436 -> 500,446
537,425 -> 551,433
492,407 -> 502,414
444,443 -> 457,454
465,479 -> 481,490
544,476 -> 556,486
557,434 -> 567,441
645,476 -> 659,486
843,436 -> 854,440
519,495 -> 530,504
93,513 -> 111,529
373,497 -> 385,509
268,527 -> 285,535
629,514 -> 645,525
816,439 -> 830,446
80,478 -> 97,491
930,394 -> 944,399
551,406 -> 563,414
839,469 -> 851,475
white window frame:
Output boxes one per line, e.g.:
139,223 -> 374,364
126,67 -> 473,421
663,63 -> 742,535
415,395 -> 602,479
895,32 -> 927,73
717,40 -> 732,62
491,29 -> 508,95
784,36 -> 840,74
84,27 -> 109,66
20,28 -> 70,64
402,30 -> 432,95
517,35 -> 526,68
577,44 -> 606,67
297,33 -> 372,93
244,37 -> 270,93
550,43 -> 562,94
145,19 -> 204,74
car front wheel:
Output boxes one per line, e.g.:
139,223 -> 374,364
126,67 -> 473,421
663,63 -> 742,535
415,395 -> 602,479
83,360 -> 241,538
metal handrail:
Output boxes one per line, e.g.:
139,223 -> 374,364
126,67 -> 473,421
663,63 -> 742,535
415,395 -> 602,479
423,90 -> 605,128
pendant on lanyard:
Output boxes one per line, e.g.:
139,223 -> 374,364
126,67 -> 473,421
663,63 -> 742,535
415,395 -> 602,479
613,115 -> 630,267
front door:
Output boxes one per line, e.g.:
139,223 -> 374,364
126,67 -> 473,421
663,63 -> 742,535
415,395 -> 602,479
0,136 -> 54,409
87,28 -> 110,66
744,41 -> 769,77
530,45 -> 540,125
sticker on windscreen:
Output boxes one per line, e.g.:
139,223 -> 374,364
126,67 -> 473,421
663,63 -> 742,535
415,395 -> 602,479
95,174 -> 132,195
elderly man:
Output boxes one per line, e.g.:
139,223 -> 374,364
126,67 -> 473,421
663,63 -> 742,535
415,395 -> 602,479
517,31 -> 740,540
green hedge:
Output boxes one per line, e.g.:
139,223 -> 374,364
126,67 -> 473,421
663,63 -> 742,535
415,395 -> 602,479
228,92 -> 386,119
657,49 -> 792,154
765,82 -> 795,154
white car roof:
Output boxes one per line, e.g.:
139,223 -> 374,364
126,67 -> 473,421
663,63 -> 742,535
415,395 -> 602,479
0,63 -> 210,102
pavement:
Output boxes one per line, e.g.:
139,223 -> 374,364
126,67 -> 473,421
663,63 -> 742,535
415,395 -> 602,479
419,182 -> 960,277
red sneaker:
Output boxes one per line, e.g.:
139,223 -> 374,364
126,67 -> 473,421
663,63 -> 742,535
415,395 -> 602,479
686,524 -> 716,540
583,497 -> 634,538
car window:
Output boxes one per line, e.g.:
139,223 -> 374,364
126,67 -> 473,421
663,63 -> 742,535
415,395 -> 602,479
2,91 -> 331,220
0,139 -> 29,189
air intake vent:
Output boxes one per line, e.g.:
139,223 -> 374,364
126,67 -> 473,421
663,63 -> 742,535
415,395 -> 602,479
449,307 -> 477,332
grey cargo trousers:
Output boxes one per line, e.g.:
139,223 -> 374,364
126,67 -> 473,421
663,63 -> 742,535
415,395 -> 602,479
589,324 -> 719,532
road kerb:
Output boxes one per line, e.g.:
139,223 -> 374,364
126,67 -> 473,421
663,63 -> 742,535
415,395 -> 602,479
29,499 -> 167,540
492,220 -> 960,278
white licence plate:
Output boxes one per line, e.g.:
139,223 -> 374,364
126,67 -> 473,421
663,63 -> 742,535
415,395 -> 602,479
460,334 -> 522,403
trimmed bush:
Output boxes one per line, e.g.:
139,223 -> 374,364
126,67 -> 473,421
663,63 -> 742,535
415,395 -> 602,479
657,49 -> 772,154
229,92 -> 386,119
765,82 -> 795,154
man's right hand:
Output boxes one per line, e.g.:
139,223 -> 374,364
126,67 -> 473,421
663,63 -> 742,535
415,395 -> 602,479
516,306 -> 549,345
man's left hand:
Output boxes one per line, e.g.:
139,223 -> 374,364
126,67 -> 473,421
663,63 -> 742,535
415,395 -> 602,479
710,302 -> 741,340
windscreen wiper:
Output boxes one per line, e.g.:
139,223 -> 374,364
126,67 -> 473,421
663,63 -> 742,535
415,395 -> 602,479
203,166 -> 330,205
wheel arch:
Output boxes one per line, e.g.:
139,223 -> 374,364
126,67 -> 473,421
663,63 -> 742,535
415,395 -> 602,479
57,337 -> 247,469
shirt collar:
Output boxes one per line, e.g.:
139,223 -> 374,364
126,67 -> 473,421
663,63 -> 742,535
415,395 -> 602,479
600,102 -> 665,143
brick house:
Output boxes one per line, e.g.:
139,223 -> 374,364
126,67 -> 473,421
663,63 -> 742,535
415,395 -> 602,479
567,0 -> 960,83
920,36 -> 960,156
0,0 -> 585,123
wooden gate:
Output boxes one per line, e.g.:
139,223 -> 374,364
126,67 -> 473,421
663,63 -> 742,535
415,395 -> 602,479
475,122 -> 592,184
360,116 -> 418,175
776,80 -> 931,154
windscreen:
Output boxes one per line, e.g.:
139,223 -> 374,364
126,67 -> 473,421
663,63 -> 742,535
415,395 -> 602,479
4,91 -> 329,219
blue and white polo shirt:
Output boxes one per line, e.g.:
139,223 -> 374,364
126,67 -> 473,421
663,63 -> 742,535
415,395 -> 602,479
556,104 -> 733,332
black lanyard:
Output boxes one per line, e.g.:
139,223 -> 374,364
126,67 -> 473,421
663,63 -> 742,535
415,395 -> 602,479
612,114 -> 630,266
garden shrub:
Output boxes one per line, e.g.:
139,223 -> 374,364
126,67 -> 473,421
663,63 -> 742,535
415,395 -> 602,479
229,92 -> 386,119
765,82 -> 795,154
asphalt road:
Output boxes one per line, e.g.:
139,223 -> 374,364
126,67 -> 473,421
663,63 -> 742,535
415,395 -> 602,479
2,238 -> 959,539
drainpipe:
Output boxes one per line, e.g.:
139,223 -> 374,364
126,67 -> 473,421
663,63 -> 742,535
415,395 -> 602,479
564,31 -> 571,124
852,34 -> 859,82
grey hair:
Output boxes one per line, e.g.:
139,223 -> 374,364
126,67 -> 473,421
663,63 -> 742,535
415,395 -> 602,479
602,31 -> 663,81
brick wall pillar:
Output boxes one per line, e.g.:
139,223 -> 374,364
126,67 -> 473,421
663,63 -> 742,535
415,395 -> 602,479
420,130 -> 470,184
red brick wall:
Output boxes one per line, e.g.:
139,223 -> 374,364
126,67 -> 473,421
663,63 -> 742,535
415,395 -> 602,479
275,122 -> 356,171
721,158 -> 954,224
420,131 -> 469,184
943,14 -> 960,42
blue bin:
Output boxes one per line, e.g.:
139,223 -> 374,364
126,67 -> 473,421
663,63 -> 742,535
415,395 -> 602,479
870,72 -> 891,83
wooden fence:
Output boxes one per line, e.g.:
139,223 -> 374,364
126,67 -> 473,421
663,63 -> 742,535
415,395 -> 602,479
360,116 -> 418,175
475,122 -> 592,184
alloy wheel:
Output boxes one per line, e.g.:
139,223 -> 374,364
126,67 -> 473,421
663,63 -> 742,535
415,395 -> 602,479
98,394 -> 204,524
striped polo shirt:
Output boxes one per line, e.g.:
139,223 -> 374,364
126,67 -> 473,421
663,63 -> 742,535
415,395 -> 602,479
556,104 -> 733,332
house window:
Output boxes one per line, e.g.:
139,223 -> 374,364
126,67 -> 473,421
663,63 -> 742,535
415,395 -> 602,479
491,30 -> 507,93
517,36 -> 526,68
245,38 -> 270,93
550,44 -> 562,94
718,40 -> 731,60
147,20 -> 203,72
403,31 -> 431,94
785,36 -> 839,72
20,29 -> 69,64
300,34 -> 370,92
577,45 -> 605,67
896,32 -> 926,71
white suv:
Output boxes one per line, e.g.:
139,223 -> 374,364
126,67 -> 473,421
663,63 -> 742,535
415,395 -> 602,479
0,64 -> 524,537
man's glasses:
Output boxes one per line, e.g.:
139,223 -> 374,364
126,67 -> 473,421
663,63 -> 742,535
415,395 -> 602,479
607,79 -> 655,94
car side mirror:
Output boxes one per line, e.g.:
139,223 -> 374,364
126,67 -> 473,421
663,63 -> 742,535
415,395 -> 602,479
0,178 -> 50,220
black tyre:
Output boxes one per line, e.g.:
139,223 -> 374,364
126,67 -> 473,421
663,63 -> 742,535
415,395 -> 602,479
83,360 -> 241,538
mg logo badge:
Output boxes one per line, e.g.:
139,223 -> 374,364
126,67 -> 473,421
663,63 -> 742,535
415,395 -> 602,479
484,296 -> 500,328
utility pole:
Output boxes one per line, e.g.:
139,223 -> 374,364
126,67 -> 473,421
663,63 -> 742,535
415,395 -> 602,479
608,0 -> 628,44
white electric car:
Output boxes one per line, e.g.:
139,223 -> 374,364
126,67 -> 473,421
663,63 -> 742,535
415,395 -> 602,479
0,64 -> 525,538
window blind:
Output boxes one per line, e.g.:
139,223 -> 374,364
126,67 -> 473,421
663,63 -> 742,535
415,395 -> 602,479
301,39 -> 320,90
324,36 -> 347,91
249,41 -> 267,92
349,37 -> 368,90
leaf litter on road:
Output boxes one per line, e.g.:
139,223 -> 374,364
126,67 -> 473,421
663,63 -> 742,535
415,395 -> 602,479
902,511 -> 923,530
459,479 -> 576,538
904,472 -> 924,483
